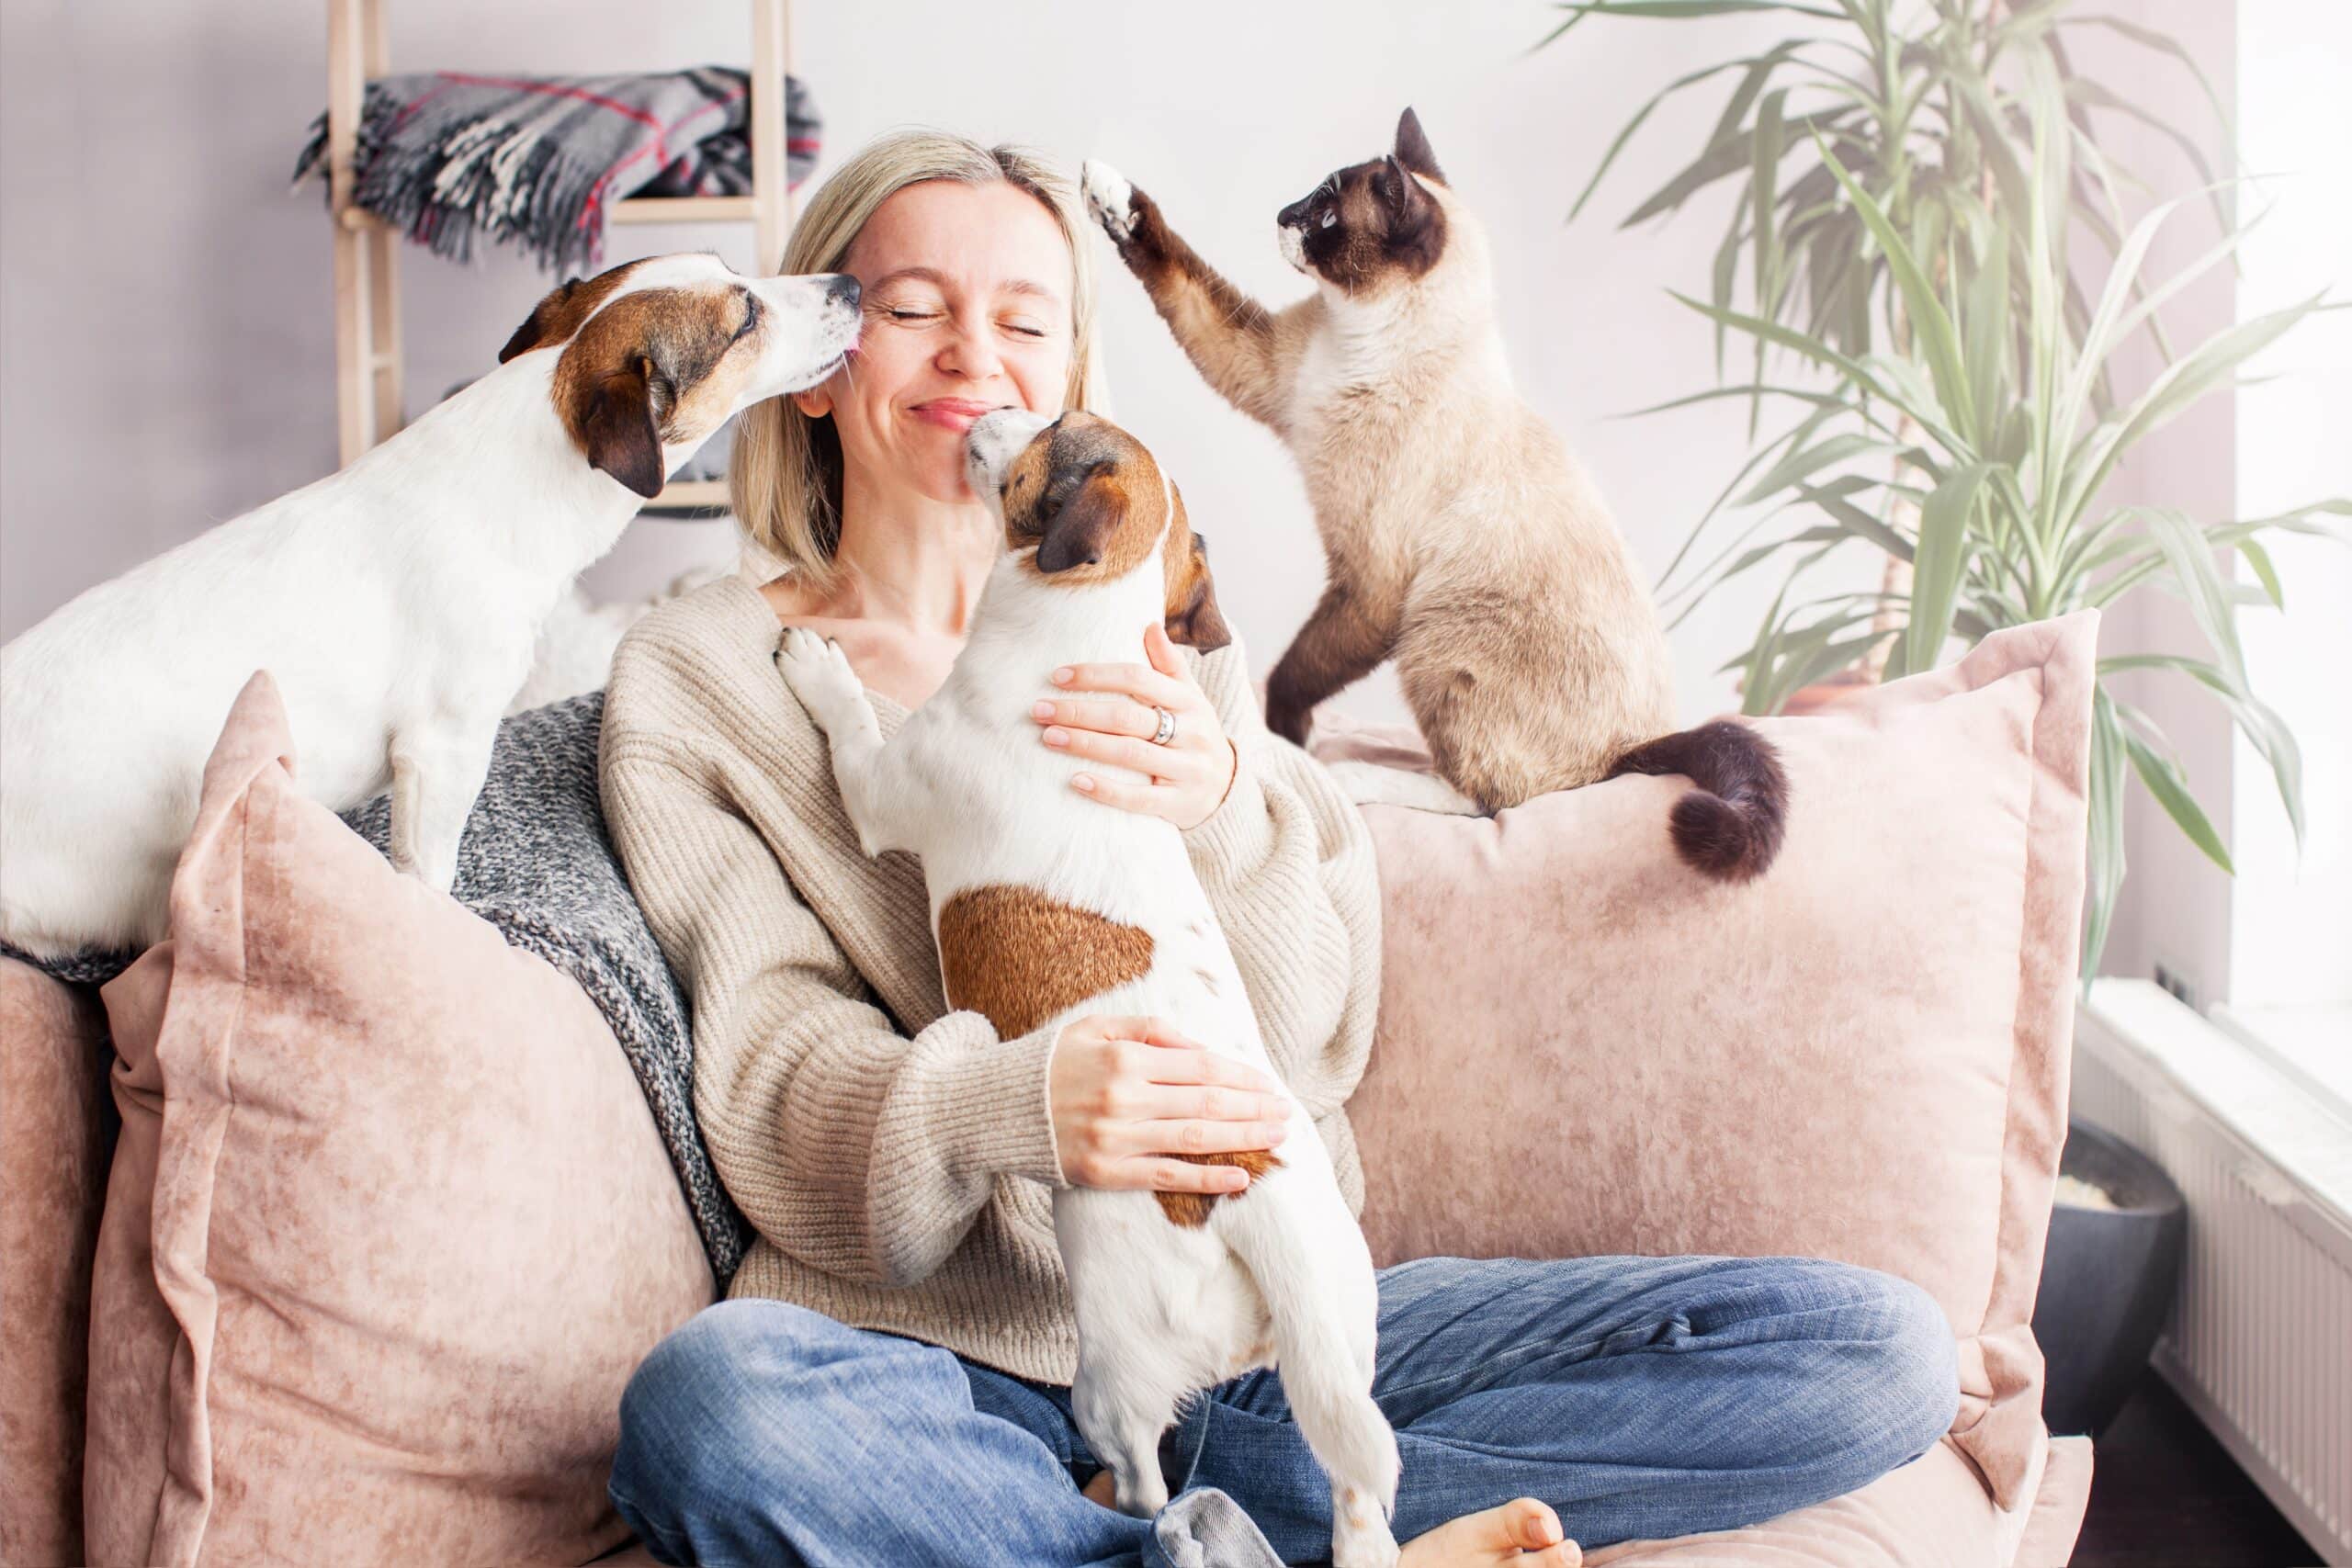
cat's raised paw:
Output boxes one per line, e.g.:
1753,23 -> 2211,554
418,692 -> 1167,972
1082,161 -> 1138,244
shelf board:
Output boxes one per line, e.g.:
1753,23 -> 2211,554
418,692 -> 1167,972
646,478 -> 730,512
609,195 -> 758,225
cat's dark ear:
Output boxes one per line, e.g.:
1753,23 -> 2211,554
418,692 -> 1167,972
1394,107 -> 1446,186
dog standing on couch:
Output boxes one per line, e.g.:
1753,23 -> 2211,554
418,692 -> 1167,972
0,253 -> 860,961
775,408 -> 1403,1568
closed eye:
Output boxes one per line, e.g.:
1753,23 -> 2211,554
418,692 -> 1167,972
732,288 -> 761,342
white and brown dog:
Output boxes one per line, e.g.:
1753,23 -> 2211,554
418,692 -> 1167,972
0,253 -> 859,960
775,409 -> 1402,1567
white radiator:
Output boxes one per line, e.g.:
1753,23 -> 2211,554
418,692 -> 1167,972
2073,981 -> 2352,1564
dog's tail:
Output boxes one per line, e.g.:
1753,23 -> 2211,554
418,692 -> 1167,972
1218,1177 -> 1400,1519
1607,718 -> 1790,882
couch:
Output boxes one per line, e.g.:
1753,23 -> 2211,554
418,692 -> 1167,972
1,613 -> 2100,1566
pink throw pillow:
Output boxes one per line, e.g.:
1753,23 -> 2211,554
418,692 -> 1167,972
1,957 -> 114,1566
83,672 -> 714,1565
1321,612 -> 2096,1511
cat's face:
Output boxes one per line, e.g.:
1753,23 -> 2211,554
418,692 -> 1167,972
1275,107 -> 1449,297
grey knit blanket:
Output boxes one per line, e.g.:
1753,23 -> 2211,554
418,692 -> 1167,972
293,66 -> 820,276
3,695 -> 749,1284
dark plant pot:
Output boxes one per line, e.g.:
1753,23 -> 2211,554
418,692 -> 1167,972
2031,1118 -> 2188,1438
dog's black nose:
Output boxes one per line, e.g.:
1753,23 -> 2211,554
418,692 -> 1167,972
824,274 -> 861,308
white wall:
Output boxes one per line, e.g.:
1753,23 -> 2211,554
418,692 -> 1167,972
2229,0 -> 2352,1010
0,0 -> 1865,732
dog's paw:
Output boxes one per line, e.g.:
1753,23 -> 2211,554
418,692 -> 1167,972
1082,160 -> 1139,245
775,626 -> 868,733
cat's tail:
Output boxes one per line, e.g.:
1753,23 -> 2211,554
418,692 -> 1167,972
1607,719 -> 1789,882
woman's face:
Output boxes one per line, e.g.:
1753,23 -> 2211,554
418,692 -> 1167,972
794,179 -> 1076,506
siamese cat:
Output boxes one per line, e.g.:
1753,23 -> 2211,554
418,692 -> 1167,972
1082,109 -> 1788,880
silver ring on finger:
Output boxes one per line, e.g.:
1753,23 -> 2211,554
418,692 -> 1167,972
1148,704 -> 1177,746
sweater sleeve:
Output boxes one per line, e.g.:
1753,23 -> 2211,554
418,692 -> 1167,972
601,739 -> 1067,1291
1176,630 -> 1385,1141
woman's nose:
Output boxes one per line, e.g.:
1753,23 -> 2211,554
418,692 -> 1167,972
936,310 -> 1005,381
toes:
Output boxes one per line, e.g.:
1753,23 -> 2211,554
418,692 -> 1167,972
1526,1545 -> 1580,1568
1081,160 -> 1136,239
1502,1498 -> 1564,1551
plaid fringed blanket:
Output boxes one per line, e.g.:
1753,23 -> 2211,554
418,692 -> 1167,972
293,66 -> 820,276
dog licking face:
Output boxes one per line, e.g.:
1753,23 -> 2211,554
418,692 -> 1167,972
965,409 -> 1231,653
499,254 -> 863,497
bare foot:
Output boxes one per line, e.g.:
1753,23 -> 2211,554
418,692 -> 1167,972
1398,1496 -> 1580,1567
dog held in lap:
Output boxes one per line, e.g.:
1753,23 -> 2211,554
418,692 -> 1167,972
1082,111 -> 1788,880
0,254 -> 859,961
775,408 -> 1402,1567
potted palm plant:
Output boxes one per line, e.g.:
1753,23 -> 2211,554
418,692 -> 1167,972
1545,0 -> 2346,981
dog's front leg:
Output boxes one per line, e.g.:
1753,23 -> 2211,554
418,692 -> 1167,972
386,724 -> 497,892
775,628 -> 907,858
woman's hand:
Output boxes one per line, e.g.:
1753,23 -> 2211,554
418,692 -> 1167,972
1048,1014 -> 1292,1191
1032,622 -> 1239,830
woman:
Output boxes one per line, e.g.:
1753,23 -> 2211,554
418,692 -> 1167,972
598,130 -> 1957,1568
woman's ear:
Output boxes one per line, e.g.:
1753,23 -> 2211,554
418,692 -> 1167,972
791,385 -> 833,419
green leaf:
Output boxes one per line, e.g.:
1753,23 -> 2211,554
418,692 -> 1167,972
2081,688 -> 2127,981
1624,108 -> 1852,228
1736,431 -> 1892,506
2238,538 -> 2283,609
2143,505 -> 2248,689
1668,291 -> 1962,446
2101,653 -> 2304,850
1906,462 -> 1996,673
2057,13 -> 2238,170
2069,295 -> 2341,531
1813,131 -> 1977,446
1798,480 -> 1915,561
2124,730 -> 2233,874
1568,48 -> 1798,222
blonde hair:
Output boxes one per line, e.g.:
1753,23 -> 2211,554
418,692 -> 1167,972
730,128 -> 1106,594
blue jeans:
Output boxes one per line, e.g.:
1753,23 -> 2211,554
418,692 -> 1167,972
610,1255 -> 1959,1566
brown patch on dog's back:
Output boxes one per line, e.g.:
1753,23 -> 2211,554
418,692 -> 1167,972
1156,1148 -> 1283,1227
936,883 -> 1156,1040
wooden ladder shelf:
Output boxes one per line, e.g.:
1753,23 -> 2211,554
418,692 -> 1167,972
324,0 -> 797,512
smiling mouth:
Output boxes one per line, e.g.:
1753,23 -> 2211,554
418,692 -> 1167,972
910,399 -> 1017,432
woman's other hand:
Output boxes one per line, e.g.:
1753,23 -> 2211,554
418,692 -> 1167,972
1032,622 -> 1238,830
1047,1014 -> 1291,1191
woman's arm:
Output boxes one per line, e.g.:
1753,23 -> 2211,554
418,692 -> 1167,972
602,738 -> 1066,1290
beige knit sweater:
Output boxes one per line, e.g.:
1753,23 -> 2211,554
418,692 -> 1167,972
598,573 -> 1383,1383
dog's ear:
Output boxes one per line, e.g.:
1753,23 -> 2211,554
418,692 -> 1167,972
571,355 -> 669,499
1165,517 -> 1232,654
499,277 -> 583,364
1393,107 -> 1446,186
1037,467 -> 1129,574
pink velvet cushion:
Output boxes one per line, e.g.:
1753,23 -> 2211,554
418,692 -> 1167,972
83,671 -> 714,1566
1321,613 -> 2096,1514
1,956 -> 113,1567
